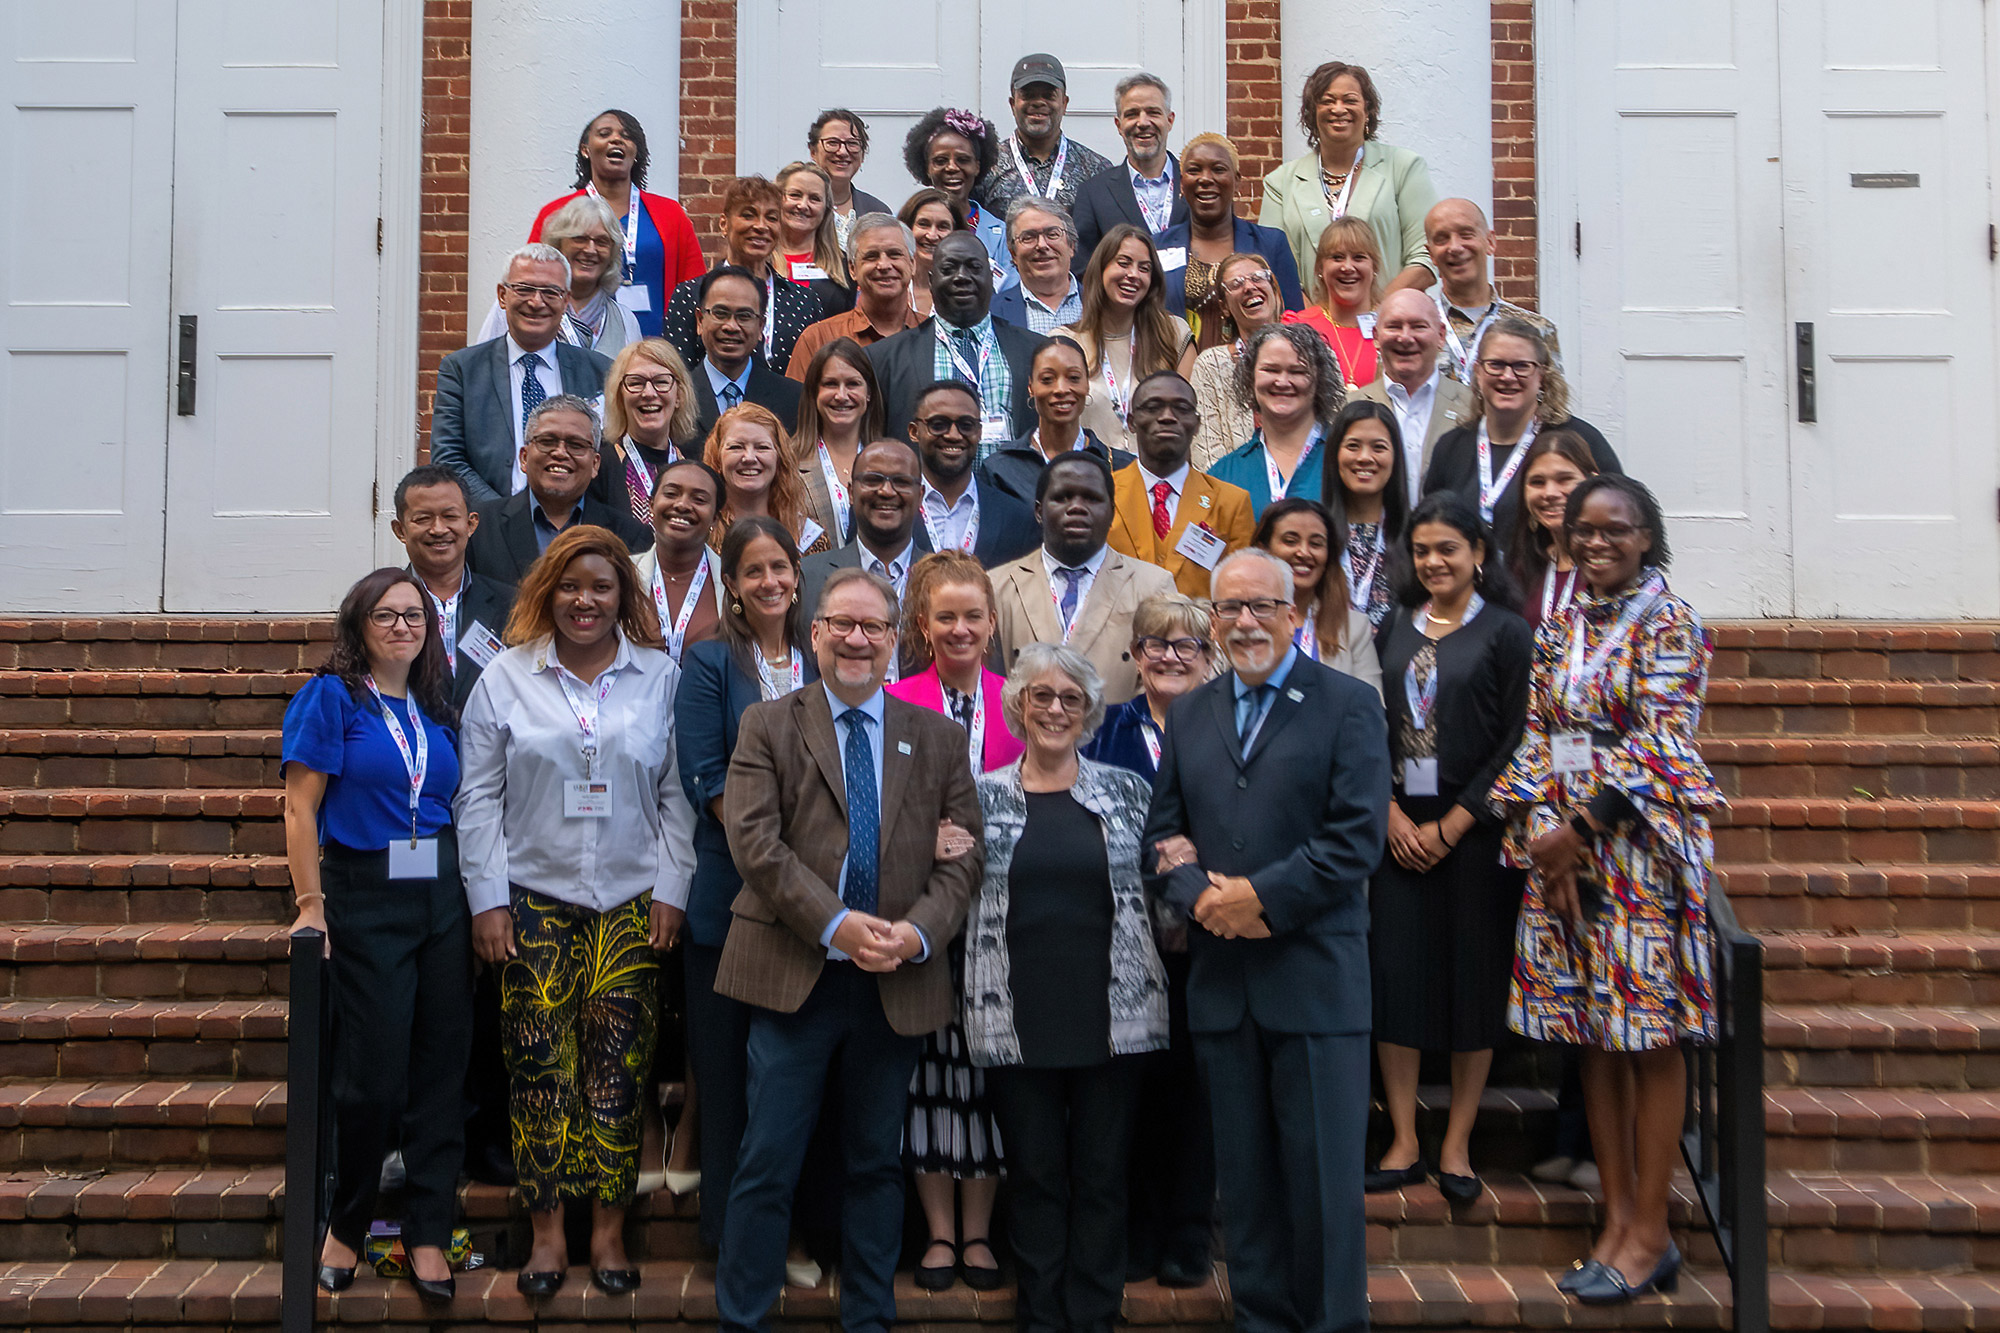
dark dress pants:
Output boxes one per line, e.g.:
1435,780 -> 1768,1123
1196,1020 -> 1369,1333
321,834 -> 474,1250
715,963 -> 920,1333
1126,951 -> 1214,1271
986,1057 -> 1144,1333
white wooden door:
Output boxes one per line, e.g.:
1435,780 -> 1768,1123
0,2 -> 180,612
1779,0 -> 1998,616
976,0 -> 1187,165
162,0 -> 383,611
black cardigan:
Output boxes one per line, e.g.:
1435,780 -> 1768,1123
1420,414 -> 1621,558
1377,604 -> 1534,826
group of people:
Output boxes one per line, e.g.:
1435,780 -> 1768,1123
290,49 -> 1722,1333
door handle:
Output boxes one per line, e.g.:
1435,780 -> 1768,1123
1794,321 -> 1815,423
176,315 -> 197,416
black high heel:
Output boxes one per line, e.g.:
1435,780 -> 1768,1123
410,1272 -> 456,1304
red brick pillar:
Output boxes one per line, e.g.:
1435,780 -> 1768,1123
678,0 -> 737,258
1226,0 -> 1285,205
418,1 -> 472,455
1490,0 -> 1538,307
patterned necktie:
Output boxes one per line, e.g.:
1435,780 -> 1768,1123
520,352 -> 546,431
721,381 -> 744,410
840,709 -> 879,916
1057,567 -> 1086,632
1151,481 -> 1174,538
952,329 -> 980,388
1236,682 -> 1272,743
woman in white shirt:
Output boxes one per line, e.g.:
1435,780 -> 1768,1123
456,525 -> 698,1300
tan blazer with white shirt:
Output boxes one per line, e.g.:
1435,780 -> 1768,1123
989,547 -> 1178,706
1354,372 -> 1475,495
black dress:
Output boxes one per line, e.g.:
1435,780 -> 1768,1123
1008,790 -> 1115,1067
1420,415 -> 1621,560
1371,603 -> 1534,1051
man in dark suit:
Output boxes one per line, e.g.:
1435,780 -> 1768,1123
799,440 -> 929,633
868,232 -> 1045,461
431,245 -> 612,506
688,266 -> 803,438
907,381 -> 1041,567
714,566 -> 981,1333
1071,74 -> 1189,269
465,395 -> 652,587
1142,547 -> 1390,1333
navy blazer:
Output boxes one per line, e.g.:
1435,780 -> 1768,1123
1072,155 -> 1191,275
1142,655 -> 1390,1035
464,489 -> 653,588
1153,217 -> 1307,321
689,356 -> 804,439
868,315 -> 1048,447
1080,695 -> 1163,783
431,337 -> 612,506
964,479 -> 1042,567
676,638 -> 820,948
977,429 -> 1136,507
451,570 -> 517,710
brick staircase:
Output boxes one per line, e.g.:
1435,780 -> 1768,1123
1,617 -> 1997,1330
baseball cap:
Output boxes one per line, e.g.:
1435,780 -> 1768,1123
1011,54 -> 1066,92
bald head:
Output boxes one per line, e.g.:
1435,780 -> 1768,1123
1425,198 -> 1493,305
1374,288 -> 1447,391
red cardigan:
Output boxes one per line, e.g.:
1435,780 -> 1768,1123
529,188 -> 706,300
886,666 -> 1024,774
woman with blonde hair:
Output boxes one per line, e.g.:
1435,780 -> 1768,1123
774,160 -> 853,311
1282,216 -> 1385,388
594,338 -> 702,525
701,403 -> 832,556
1055,223 -> 1197,454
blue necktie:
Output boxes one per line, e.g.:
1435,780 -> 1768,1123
952,329 -> 980,388
1236,683 -> 1271,743
1057,567 -> 1086,632
520,351 -> 546,431
840,709 -> 879,916
721,381 -> 744,409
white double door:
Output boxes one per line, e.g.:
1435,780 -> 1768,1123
739,0 -> 1222,211
0,1 -> 385,612
1558,0 -> 1996,617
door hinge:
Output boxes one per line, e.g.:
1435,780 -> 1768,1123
376,218 -> 384,255
1989,222 -> 1996,261
1574,221 -> 1582,258
372,480 -> 379,518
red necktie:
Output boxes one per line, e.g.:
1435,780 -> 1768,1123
1151,481 -> 1173,539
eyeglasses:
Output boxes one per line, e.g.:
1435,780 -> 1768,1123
567,234 -> 614,252
1220,269 -> 1275,294
503,282 -> 567,303
1476,358 -> 1539,379
1025,685 -> 1089,714
1569,522 -> 1641,544
1211,598 -> 1290,622
818,614 -> 895,642
621,374 -> 679,395
368,608 -> 427,629
920,415 -> 983,438
1136,635 -> 1208,662
1014,225 -> 1068,248
853,471 -> 919,492
527,433 -> 596,456
815,136 -> 864,153
700,305 -> 762,326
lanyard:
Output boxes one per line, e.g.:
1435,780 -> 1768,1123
622,440 -> 657,526
363,675 -> 429,845
950,683 -> 987,775
762,274 -> 778,359
756,647 -> 806,701
938,321 -> 993,391
424,574 -> 465,673
1323,144 -> 1364,219
1134,166 -> 1174,233
1140,717 -> 1162,770
1293,608 -> 1319,661
923,483 -> 981,553
1560,573 -> 1666,718
586,182 -> 641,283
1439,296 -> 1501,381
1542,565 -> 1578,623
553,659 -> 620,778
1259,423 -> 1322,501
1340,524 -> 1385,604
1101,335 -> 1133,427
1476,418 -> 1539,522
817,439 -> 852,540
1407,591 -> 1486,729
1050,569 -> 1089,642
650,557 -> 710,662
1010,134 -> 1069,201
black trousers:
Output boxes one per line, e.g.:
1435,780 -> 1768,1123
986,1057 -> 1144,1333
1126,951 -> 1214,1270
321,834 -> 474,1250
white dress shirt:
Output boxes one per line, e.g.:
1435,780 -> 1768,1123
862,538 -> 917,597
1134,461 -> 1191,529
454,630 -> 698,917
506,335 -> 560,496
921,474 -> 982,553
1041,543 -> 1110,638
1383,371 -> 1440,505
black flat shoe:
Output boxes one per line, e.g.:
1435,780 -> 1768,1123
591,1267 -> 641,1295
411,1273 -> 455,1304
958,1236 -> 1004,1292
1157,1251 -> 1213,1288
516,1269 -> 565,1297
915,1239 -> 957,1291
1364,1161 -> 1429,1193
315,1264 -> 356,1294
1436,1170 -> 1483,1204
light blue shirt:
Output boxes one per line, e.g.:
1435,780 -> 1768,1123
1130,159 -> 1177,234
528,493 -> 583,554
816,684 -> 929,961
1231,645 -> 1300,751
703,357 -> 753,406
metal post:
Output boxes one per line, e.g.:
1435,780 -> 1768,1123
282,929 -> 328,1333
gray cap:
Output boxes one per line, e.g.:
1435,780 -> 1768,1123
1011,53 -> 1066,92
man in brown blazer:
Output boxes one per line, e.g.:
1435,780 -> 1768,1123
1354,288 -> 1475,505
989,451 -> 1177,706
715,566 -> 981,1333
1107,372 -> 1257,600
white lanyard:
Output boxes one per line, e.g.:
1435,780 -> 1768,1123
553,660 -> 619,778
425,576 -> 465,673
1404,593 -> 1484,729
1323,145 -> 1364,219
953,683 -> 987,775
1542,565 -> 1577,623
1439,296 -> 1501,381
1134,167 -> 1174,233
762,274 -> 778,359
1293,608 -> 1319,661
1559,574 -> 1666,718
756,647 -> 806,701
363,675 -> 429,845
1101,335 -> 1133,427
938,322 -> 993,391
1340,524 -> 1386,604
817,440 -> 852,540
586,182 -> 641,283
1259,423 -> 1323,501
1050,570 -> 1089,642
622,441 -> 656,525
650,557 -> 710,662
1010,134 -> 1069,201
1476,418 -> 1539,522
1140,718 -> 1162,770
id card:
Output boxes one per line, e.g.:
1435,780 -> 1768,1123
388,837 -> 440,880
615,284 -> 652,313
793,264 -> 828,281
1156,246 -> 1188,272
564,779 -> 615,818
1401,757 -> 1440,796
981,414 -> 1011,447
1173,522 -> 1228,571
1551,731 -> 1593,776
461,620 -> 504,669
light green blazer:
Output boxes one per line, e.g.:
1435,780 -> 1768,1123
1259,141 -> 1439,298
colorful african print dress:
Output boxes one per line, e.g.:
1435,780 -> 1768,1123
1492,568 -> 1722,1051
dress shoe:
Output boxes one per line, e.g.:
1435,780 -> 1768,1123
1363,1161 -> 1428,1193
410,1273 -> 456,1304
1436,1170 -> 1483,1204
591,1267 -> 641,1295
784,1256 -> 823,1288
959,1237 -> 1005,1292
1156,1250 -> 1214,1289
515,1269 -> 565,1298
315,1264 -> 356,1294
1573,1244 -> 1681,1305
1557,1259 -> 1610,1295
915,1240 -> 957,1291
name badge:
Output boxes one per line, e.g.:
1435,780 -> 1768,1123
1551,731 -> 1593,776
981,414 -> 1011,446
1402,757 -> 1440,797
1358,311 -> 1378,339
793,264 -> 828,281
1156,246 -> 1188,273
564,779 -> 615,818
387,837 -> 440,880
1173,522 -> 1228,571
461,620 -> 503,669
615,284 -> 652,313
897,741 -> 913,755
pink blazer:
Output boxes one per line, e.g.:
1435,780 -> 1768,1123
887,666 -> 1025,773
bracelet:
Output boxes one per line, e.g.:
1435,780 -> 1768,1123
294,892 -> 324,906
1437,822 -> 1459,849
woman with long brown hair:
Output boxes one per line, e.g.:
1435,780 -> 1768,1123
792,337 -> 886,545
1505,430 -> 1600,628
702,402 -> 832,556
1055,223 -> 1197,454
1251,497 -> 1382,696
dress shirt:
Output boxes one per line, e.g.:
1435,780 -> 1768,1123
1383,372 -> 1439,505
507,334 -> 560,495
787,302 -> 925,378
1020,277 -> 1083,335
455,630 -> 698,917
1130,159 -> 1177,235
931,315 -> 1016,450
704,357 -> 754,407
1135,460 -> 1191,529
1231,644 -> 1300,751
814,684 -> 932,961
1041,543 -> 1110,637
921,474 -> 981,552
860,538 -> 917,597
414,566 -> 469,670
528,494 -> 584,556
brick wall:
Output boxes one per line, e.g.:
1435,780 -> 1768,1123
678,0 -> 739,255
1226,0 -> 1285,197
1490,0 -> 1538,307
418,1 -> 473,457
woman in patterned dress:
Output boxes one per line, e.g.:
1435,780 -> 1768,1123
1491,475 -> 1720,1306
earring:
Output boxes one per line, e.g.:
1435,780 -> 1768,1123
1474,566 -> 1485,587
731,599 -> 743,615
791,591 -> 799,605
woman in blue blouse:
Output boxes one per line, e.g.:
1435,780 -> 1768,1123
1207,323 -> 1346,518
285,569 -> 467,1304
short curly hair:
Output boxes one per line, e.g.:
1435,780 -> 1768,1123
1233,324 -> 1347,429
1299,62 -> 1382,148
903,107 -> 1001,185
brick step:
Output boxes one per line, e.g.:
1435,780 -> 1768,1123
1722,864 -> 2000,932
1761,1004 -> 2000,1092
1704,736 -> 2000,800
1701,679 -> 1999,738
0,926 -> 289,1001
0,1000 -> 287,1083
0,676 -> 303,732
1761,932 -> 2000,1006
1767,1088 -> 2000,1173
0,1081 -> 284,1170
1708,621 -> 2000,684
0,732 -> 281,792
0,791 -> 283,859
1713,799 -> 2000,867
0,623 -> 329,678
0,860 -> 290,929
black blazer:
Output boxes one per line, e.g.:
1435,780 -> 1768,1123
798,531 -> 932,633
1377,607 -> 1532,825
689,357 -> 804,440
977,429 -> 1136,507
1071,156 -> 1190,275
868,315 -> 1048,448
465,490 -> 654,587
1421,414 -> 1622,560
964,479 -> 1042,567
1142,655 -> 1390,1036
451,571 -> 517,709
662,270 -> 824,379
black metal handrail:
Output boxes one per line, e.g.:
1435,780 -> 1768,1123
282,929 -> 333,1333
1682,887 -> 1766,1333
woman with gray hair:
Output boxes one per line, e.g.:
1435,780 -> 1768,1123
963,643 -> 1170,1333
479,193 -> 639,355
1207,322 -> 1347,518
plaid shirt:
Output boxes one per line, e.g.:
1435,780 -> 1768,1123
932,315 -> 1015,461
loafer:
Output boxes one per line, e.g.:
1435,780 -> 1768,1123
1363,1161 -> 1429,1193
515,1269 -> 565,1298
1156,1251 -> 1213,1288
1436,1170 -> 1483,1204
315,1264 -> 356,1294
1557,1259 -> 1609,1295
1573,1244 -> 1681,1305
591,1267 -> 641,1295
411,1273 -> 455,1304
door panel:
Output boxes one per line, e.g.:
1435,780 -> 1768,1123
977,0 -> 1183,165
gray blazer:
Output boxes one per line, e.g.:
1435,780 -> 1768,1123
431,336 -> 612,506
